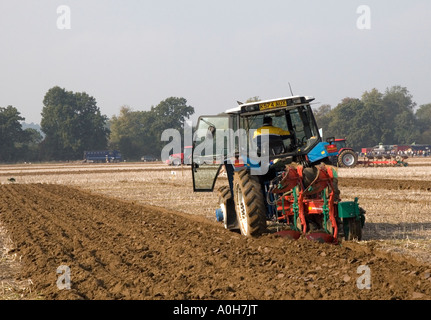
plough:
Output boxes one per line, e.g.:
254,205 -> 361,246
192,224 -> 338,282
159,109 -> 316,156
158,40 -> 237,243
357,154 -> 409,167
269,163 -> 364,244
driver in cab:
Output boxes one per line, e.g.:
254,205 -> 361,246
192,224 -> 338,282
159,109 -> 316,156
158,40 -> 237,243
253,116 -> 291,146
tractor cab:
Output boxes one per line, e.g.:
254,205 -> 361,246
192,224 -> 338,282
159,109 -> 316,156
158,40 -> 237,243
333,139 -> 347,150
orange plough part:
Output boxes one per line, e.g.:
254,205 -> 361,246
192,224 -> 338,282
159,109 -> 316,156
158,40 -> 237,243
273,163 -> 339,244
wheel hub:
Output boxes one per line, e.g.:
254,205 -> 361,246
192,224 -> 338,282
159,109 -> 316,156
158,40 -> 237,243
343,154 -> 355,166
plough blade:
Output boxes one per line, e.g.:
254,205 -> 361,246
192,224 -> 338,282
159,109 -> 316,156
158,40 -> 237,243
275,230 -> 338,244
275,229 -> 301,240
305,232 -> 337,244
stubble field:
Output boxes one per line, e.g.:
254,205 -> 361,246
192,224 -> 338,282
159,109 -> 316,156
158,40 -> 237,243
0,157 -> 431,301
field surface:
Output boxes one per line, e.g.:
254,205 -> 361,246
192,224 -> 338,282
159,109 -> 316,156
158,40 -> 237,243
1,158 -> 431,300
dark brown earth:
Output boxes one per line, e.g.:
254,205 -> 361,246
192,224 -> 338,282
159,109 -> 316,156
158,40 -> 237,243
1,183 -> 431,301
340,177 -> 431,192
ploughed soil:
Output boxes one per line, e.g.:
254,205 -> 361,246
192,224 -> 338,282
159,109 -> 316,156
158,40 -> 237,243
1,183 -> 431,300
339,177 -> 431,192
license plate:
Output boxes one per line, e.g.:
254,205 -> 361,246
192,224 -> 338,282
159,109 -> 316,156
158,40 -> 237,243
259,100 -> 287,111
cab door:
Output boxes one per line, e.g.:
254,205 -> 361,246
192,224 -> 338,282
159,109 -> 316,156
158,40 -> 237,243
192,115 -> 231,192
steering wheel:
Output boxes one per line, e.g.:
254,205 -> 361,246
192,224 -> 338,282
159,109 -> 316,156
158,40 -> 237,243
293,136 -> 307,148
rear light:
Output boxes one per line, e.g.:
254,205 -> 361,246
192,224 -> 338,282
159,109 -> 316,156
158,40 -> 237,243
325,144 -> 338,153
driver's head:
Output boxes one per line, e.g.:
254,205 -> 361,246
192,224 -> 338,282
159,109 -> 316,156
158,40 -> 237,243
263,116 -> 272,126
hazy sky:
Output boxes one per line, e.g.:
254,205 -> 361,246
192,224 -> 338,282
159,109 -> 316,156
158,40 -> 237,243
1,0 -> 430,125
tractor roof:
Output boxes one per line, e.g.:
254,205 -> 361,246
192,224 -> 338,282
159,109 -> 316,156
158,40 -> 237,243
225,95 -> 315,115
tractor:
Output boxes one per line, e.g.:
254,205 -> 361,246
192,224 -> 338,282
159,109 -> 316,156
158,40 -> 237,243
328,139 -> 409,168
327,138 -> 358,168
191,96 -> 365,243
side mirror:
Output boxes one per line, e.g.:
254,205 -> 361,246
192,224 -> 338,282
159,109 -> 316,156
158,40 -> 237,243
326,137 -> 335,143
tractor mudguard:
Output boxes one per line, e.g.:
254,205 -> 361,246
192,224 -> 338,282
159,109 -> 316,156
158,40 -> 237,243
307,142 -> 339,163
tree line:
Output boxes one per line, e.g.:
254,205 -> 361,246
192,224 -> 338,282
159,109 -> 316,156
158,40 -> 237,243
0,86 -> 194,163
313,86 -> 431,151
0,85 -> 430,163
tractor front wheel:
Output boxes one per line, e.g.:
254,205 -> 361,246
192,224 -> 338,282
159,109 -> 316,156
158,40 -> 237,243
233,170 -> 267,237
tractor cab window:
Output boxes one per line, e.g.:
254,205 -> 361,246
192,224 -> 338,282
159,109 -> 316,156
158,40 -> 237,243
288,107 -> 320,152
192,115 -> 230,192
245,112 -> 292,155
334,140 -> 346,149
245,113 -> 289,133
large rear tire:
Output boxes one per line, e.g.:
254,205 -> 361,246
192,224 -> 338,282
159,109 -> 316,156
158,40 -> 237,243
233,170 -> 267,237
338,150 -> 358,168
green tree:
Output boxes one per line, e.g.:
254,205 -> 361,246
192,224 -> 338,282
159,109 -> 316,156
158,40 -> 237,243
0,106 -> 26,162
150,97 -> 194,132
325,86 -> 421,151
327,98 -> 367,150
360,88 -> 389,145
415,103 -> 431,144
40,86 -> 109,160
313,104 -> 332,139
109,97 -> 194,161
13,128 -> 44,162
109,106 -> 157,160
382,86 -> 419,144
149,97 -> 194,153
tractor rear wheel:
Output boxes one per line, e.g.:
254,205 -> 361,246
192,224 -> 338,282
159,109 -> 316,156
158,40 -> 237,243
217,185 -> 237,230
233,170 -> 267,237
338,150 -> 358,168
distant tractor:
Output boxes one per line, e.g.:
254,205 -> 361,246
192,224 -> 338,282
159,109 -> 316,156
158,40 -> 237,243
191,96 -> 365,243
166,146 -> 193,166
166,153 -> 183,166
327,138 -> 358,168
330,139 -> 409,168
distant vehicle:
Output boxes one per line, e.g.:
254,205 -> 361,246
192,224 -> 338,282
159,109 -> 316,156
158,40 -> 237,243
84,150 -> 122,163
165,146 -> 192,166
166,153 -> 183,166
327,138 -> 358,168
141,155 -> 158,162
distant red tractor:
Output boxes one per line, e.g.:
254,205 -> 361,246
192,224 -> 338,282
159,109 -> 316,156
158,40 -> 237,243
166,146 -> 193,166
166,153 -> 184,166
327,138 -> 358,168
327,138 -> 408,168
